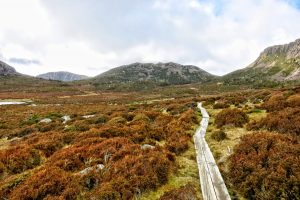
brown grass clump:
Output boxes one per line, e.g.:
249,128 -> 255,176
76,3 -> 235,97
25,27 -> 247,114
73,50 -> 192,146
228,132 -> 300,200
215,108 -> 249,128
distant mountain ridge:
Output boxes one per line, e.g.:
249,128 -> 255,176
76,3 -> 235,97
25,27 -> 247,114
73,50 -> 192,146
2,38 -> 300,90
223,38 -> 300,85
90,62 -> 217,90
37,71 -> 89,82
0,61 -> 18,76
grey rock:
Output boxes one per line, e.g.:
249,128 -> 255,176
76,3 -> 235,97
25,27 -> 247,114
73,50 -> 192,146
96,164 -> 105,171
83,115 -> 95,119
141,144 -> 155,150
61,115 -> 71,124
39,118 -> 52,123
37,71 -> 89,82
79,166 -> 93,175
79,164 -> 105,175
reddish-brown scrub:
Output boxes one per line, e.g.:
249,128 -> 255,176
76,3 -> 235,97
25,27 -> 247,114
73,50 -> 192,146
215,108 -> 249,128
228,132 -> 300,200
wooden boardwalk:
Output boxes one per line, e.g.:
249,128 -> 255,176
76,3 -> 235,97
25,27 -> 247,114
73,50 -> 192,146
194,103 -> 231,200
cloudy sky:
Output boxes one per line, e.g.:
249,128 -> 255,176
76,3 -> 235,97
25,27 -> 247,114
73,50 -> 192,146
0,0 -> 300,76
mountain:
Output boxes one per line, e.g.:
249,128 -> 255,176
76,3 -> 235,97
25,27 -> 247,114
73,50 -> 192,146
0,61 -> 76,92
90,62 -> 217,90
37,71 -> 89,82
0,60 -> 18,76
223,38 -> 300,86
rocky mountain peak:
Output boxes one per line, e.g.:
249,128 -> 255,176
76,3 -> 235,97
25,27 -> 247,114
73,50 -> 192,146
260,38 -> 300,59
0,60 -> 18,76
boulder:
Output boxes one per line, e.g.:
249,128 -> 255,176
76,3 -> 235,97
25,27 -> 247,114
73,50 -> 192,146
39,118 -> 52,123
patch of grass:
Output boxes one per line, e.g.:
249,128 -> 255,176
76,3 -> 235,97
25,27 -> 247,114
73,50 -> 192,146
249,108 -> 263,113
140,143 -> 202,200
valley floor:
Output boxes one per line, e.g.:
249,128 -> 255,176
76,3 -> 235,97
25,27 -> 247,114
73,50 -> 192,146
0,85 -> 299,200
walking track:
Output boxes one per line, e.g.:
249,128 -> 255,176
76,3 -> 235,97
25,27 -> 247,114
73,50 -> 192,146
194,103 -> 231,200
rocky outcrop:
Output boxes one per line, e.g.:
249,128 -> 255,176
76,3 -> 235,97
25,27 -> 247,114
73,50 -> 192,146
259,39 -> 300,59
0,60 -> 18,76
37,71 -> 88,82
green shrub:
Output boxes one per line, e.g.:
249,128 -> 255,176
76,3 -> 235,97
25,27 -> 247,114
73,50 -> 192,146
95,115 -> 108,124
211,130 -> 227,141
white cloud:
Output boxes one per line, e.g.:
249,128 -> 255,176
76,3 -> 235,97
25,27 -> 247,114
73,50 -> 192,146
0,0 -> 300,76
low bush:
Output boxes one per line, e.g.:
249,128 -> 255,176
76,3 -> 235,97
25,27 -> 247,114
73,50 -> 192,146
166,135 -> 190,155
213,102 -> 230,109
225,94 -> 247,105
211,130 -> 227,141
215,108 -> 248,128
0,146 -> 41,175
73,120 -> 90,132
247,107 -> 300,136
94,114 -> 108,124
260,94 -> 287,112
10,166 -> 79,200
8,127 -> 36,139
228,132 -> 300,200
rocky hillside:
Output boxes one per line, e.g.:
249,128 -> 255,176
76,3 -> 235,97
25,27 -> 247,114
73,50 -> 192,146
37,71 -> 88,82
91,62 -> 217,90
223,38 -> 300,86
0,60 -> 18,76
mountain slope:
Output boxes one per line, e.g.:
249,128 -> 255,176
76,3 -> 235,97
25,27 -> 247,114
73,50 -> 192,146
223,38 -> 300,85
0,60 -> 77,92
90,62 -> 217,90
0,60 -> 18,76
37,71 -> 88,82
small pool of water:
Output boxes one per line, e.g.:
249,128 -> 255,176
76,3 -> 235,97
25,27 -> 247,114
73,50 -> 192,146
0,101 -> 27,105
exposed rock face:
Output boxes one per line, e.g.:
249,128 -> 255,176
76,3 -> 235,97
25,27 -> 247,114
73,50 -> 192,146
37,71 -> 88,82
223,38 -> 300,85
0,61 -> 18,76
92,62 -> 217,90
259,39 -> 300,59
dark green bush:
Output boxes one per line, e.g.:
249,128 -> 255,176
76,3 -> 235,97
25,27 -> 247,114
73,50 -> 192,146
211,130 -> 227,141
